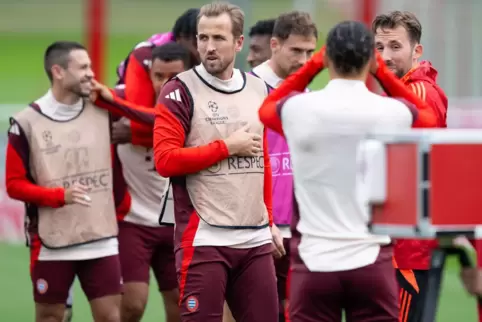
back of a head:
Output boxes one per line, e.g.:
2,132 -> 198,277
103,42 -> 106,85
152,42 -> 191,68
249,19 -> 275,38
272,11 -> 318,41
44,41 -> 86,82
172,8 -> 200,40
198,1 -> 245,38
326,21 -> 374,76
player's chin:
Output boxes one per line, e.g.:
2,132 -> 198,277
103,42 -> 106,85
204,63 -> 223,74
78,88 -> 93,98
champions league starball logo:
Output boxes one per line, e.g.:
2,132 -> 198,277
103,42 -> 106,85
42,130 -> 53,147
207,101 -> 218,113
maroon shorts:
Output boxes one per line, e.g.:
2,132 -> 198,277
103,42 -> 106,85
289,246 -> 398,322
31,255 -> 121,304
176,243 -> 278,322
118,221 -> 177,291
274,237 -> 291,303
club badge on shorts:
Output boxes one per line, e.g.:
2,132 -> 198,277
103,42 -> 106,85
36,278 -> 48,294
186,295 -> 199,312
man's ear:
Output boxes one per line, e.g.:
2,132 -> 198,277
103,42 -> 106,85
413,43 -> 423,60
235,35 -> 244,53
270,37 -> 280,53
51,64 -> 65,81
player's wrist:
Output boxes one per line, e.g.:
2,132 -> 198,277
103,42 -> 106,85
222,138 -> 237,156
56,187 -> 67,207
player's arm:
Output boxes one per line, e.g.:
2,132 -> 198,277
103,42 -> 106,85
259,46 -> 325,134
409,81 -> 447,127
111,86 -> 153,147
5,120 -> 65,207
262,129 -> 273,226
94,89 -> 156,125
124,50 -> 156,107
154,80 -> 229,177
122,48 -> 157,144
130,121 -> 153,147
372,54 -> 437,128
259,92 -> 303,136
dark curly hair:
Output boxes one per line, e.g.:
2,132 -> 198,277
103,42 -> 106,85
172,8 -> 199,40
326,21 -> 374,76
249,19 -> 275,38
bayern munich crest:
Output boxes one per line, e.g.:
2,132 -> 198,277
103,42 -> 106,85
186,295 -> 199,312
36,278 -> 48,294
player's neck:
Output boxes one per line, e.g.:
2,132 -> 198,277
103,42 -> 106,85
267,59 -> 286,80
50,86 -> 82,106
328,68 -> 368,82
209,60 -> 235,81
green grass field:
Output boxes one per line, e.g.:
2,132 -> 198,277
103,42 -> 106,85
0,1 -> 479,321
0,242 -> 478,321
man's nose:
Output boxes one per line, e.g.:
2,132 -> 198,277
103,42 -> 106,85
86,68 -> 95,79
298,53 -> 309,65
206,40 -> 217,53
380,49 -> 392,63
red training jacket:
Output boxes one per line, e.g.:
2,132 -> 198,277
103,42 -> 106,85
394,61 -> 449,270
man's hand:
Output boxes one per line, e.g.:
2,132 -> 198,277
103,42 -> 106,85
90,79 -> 114,102
310,45 -> 326,71
64,183 -> 91,206
224,125 -> 262,157
271,224 -> 286,259
370,50 -> 383,75
111,118 -> 132,144
460,268 -> 482,297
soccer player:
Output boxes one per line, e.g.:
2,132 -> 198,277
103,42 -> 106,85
114,43 -> 190,322
6,41 -> 122,322
251,11 -> 317,322
155,3 -> 284,319
247,19 -> 276,68
114,8 -> 199,148
372,11 -> 448,321
258,20 -> 440,322
101,2 -> 283,321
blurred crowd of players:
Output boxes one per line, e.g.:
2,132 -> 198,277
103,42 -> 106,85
12,1 -> 482,322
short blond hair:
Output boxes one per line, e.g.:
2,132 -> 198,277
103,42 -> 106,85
198,2 -> 245,37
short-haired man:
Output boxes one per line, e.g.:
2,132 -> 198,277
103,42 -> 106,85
251,10 -> 317,322
113,43 -> 190,322
153,3 -> 284,321
259,20 -> 440,322
6,41 -> 122,322
372,11 -> 448,321
247,19 -> 276,68
90,3 -> 284,321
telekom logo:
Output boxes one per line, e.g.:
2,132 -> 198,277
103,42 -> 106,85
270,152 -> 292,177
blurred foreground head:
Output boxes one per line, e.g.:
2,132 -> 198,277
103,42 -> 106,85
44,41 -> 93,98
197,1 -> 245,79
325,21 -> 374,81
